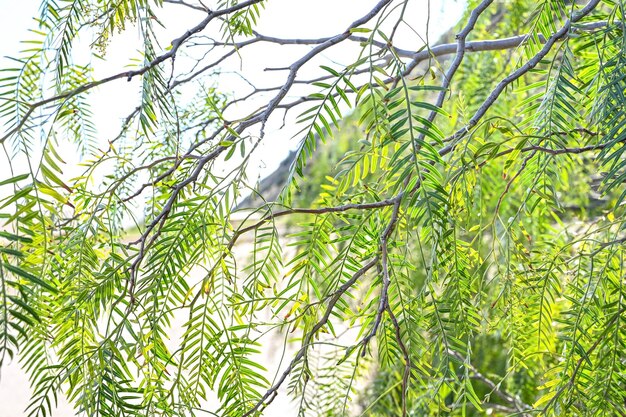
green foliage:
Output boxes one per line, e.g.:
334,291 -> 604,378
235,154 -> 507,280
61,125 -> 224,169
1,0 -> 626,416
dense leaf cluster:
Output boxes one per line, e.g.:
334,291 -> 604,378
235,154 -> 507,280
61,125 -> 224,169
1,0 -> 626,416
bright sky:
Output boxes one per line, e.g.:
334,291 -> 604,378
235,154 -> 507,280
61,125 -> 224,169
0,0 -> 466,194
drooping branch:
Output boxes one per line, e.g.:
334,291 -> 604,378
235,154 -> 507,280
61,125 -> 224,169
416,0 -> 494,144
447,349 -> 532,414
124,0 -> 396,302
241,256 -> 381,417
234,2 -> 604,412
439,0 -> 602,154
4,0 -> 625,416
0,0 -> 265,144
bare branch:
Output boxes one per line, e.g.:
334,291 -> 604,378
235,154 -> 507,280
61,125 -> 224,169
241,256 -> 381,417
416,0 -> 494,144
439,0 -> 602,155
0,0 -> 264,144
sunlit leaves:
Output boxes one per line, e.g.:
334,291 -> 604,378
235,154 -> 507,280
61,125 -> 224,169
3,1 -> 626,417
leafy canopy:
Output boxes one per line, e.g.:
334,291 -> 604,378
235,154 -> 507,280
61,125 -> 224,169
1,0 -> 626,416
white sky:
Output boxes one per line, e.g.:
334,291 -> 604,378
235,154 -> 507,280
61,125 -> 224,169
0,0 -> 466,194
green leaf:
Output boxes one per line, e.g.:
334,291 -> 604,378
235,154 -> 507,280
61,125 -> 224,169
2,263 -> 57,293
